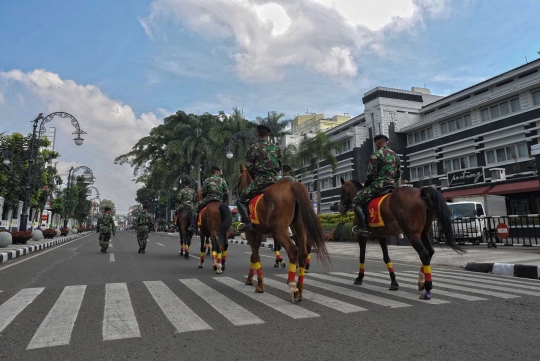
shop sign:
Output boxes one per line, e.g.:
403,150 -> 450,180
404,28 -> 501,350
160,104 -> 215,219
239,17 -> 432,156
447,167 -> 484,187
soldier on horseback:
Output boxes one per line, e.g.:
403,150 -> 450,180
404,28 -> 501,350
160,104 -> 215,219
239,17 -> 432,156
352,134 -> 401,236
189,166 -> 229,232
236,124 -> 282,232
176,181 -> 196,212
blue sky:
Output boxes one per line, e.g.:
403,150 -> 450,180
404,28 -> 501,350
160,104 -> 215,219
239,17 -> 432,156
1,0 -> 539,212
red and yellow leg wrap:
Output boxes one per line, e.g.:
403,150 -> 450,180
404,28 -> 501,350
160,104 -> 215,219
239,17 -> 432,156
223,250 -> 227,262
306,253 -> 311,265
423,265 -> 432,282
386,262 -> 395,273
185,244 -> 189,252
255,262 -> 263,277
200,251 -> 205,262
212,251 -> 217,260
275,250 -> 281,260
217,253 -> 222,265
180,245 -> 184,251
298,267 -> 305,285
288,263 -> 297,283
248,262 -> 255,277
359,263 -> 365,274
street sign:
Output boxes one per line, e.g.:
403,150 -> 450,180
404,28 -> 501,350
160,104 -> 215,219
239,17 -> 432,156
496,223 -> 510,239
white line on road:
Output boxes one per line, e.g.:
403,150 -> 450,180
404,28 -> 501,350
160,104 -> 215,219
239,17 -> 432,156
264,277 -> 366,313
110,253 -> 115,262
27,285 -> 86,349
144,281 -> 212,333
180,279 -> 264,326
275,274 -> 410,309
109,244 -> 113,248
0,288 -> 44,332
156,243 -> 165,247
103,283 -> 141,341
416,270 -> 540,290
215,277 -> 320,319
434,269 -> 540,285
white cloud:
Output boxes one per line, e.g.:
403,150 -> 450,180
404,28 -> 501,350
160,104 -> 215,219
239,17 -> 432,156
0,69 -> 162,214
0,92 -> 4,105
141,0 -> 451,81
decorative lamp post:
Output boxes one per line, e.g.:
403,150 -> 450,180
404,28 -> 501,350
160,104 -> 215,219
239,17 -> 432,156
224,131 -> 258,159
2,149 -> 12,166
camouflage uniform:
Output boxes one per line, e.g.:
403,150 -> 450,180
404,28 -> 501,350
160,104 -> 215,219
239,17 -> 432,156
195,175 -> 229,215
135,211 -> 153,242
176,187 -> 196,210
238,138 -> 282,202
354,146 -> 401,206
98,213 -> 116,250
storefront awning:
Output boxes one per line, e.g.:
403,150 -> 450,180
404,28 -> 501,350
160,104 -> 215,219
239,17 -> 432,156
442,186 -> 492,200
488,180 -> 540,195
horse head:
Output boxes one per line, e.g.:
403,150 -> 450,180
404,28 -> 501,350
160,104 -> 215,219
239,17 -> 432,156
237,164 -> 252,195
339,178 -> 362,215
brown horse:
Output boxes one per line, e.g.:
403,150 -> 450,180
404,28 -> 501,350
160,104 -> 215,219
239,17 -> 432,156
237,165 -> 330,303
175,192 -> 203,259
196,195 -> 232,274
338,179 -> 465,300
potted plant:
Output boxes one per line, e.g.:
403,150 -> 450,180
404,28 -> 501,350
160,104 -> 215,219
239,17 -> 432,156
42,229 -> 57,239
60,227 -> 70,236
10,231 -> 33,244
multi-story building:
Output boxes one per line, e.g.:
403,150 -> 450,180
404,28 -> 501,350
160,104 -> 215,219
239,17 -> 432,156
293,58 -> 540,214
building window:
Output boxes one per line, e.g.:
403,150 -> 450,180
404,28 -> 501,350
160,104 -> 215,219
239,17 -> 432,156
302,158 -> 310,167
481,98 -> 521,121
443,154 -> 478,173
340,172 -> 353,181
340,139 -> 351,153
440,114 -> 472,135
485,143 -> 529,164
321,178 -> 331,190
407,127 -> 433,145
409,164 -> 437,180
533,90 -> 540,106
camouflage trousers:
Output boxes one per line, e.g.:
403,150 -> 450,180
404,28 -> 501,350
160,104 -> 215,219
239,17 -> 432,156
353,184 -> 382,206
238,177 -> 276,203
99,232 -> 111,248
137,227 -> 149,241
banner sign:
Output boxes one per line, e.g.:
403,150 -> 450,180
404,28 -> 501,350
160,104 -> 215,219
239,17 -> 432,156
447,167 -> 484,187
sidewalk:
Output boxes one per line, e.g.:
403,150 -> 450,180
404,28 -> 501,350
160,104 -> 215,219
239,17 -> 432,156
0,232 -> 90,264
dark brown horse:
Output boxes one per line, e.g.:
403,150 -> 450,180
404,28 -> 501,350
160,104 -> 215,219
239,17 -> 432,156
196,195 -> 232,274
237,165 -> 330,303
175,207 -> 194,259
338,179 -> 465,300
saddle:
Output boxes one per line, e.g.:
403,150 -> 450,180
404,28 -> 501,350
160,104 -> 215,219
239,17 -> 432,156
364,184 -> 396,205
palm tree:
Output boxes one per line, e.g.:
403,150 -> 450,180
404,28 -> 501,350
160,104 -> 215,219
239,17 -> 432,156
296,132 -> 341,214
256,111 -> 291,144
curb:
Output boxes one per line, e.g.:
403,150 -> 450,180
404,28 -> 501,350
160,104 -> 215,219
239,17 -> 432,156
465,262 -> 540,280
228,239 -> 273,249
0,232 -> 89,264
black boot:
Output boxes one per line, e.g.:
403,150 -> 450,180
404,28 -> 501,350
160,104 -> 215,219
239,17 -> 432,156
188,212 -> 198,233
236,201 -> 253,232
352,205 -> 371,236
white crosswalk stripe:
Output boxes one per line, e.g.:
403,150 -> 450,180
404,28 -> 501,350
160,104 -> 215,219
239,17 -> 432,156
27,285 -> 86,349
180,278 -> 264,326
263,277 -> 367,313
432,269 -> 540,287
0,288 -> 44,333
145,281 -> 212,333
214,277 -> 320,319
103,283 -> 141,341
330,272 -> 487,301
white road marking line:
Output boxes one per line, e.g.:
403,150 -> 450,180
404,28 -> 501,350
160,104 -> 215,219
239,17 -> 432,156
27,285 -> 86,349
0,288 -> 45,332
156,243 -> 165,247
244,252 -> 275,259
434,269 -> 540,286
276,275 -> 409,308
393,273 -> 519,299
103,283 -> 141,341
180,279 -> 264,326
330,272 -> 486,302
215,277 -> 319,319
309,273 -> 449,305
264,277 -> 366,313
110,253 -> 115,262
144,281 -> 212,333
109,244 -> 113,248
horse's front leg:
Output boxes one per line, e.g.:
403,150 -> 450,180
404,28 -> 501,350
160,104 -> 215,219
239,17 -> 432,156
379,237 -> 398,291
355,235 -> 367,285
410,233 -> 433,300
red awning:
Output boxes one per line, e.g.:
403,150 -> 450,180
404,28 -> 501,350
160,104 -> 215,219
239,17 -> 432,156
488,180 -> 540,195
442,186 -> 492,200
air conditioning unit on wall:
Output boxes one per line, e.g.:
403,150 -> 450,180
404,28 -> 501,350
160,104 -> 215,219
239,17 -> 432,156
489,168 -> 506,182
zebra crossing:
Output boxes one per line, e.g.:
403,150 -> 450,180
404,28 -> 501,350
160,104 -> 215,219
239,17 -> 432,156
1,269 -> 539,350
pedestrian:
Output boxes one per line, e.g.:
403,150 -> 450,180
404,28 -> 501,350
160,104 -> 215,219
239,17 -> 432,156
135,205 -> 153,254
189,166 -> 229,232
98,207 -> 116,253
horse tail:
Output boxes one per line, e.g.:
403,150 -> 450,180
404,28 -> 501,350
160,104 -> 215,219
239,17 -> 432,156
218,203 -> 232,242
291,182 -> 331,267
420,187 -> 466,255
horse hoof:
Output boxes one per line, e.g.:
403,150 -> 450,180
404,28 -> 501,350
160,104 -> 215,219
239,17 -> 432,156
184,254 -> 189,260
221,266 -> 225,272
255,287 -> 264,293
418,283 -> 425,291
216,270 -> 222,274
419,291 -> 432,300
281,263 -> 286,269
198,263 -> 203,268
389,283 -> 399,291
213,266 -> 217,271
273,263 -> 279,268
354,278 -> 363,285
245,279 -> 253,286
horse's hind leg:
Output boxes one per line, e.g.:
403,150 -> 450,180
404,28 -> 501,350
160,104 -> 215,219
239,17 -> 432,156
409,232 -> 433,300
275,228 -> 302,303
305,245 -> 311,272
198,232 -> 206,268
222,239 -> 228,272
179,234 -> 184,256
354,235 -> 367,285
245,233 -> 263,292
379,237 -> 398,291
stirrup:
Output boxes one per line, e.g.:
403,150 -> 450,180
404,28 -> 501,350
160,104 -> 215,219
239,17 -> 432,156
352,226 -> 370,236
237,222 -> 253,232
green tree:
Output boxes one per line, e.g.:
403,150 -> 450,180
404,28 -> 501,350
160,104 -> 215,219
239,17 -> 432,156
296,132 -> 341,214
100,199 -> 116,216
255,111 -> 291,144
73,177 -> 91,224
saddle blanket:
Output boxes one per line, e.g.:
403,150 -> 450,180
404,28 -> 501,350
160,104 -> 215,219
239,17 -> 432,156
367,194 -> 390,228
249,194 -> 264,225
197,206 -> 207,226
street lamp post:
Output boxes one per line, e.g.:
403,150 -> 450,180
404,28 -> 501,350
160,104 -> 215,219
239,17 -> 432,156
63,166 -> 94,228
2,149 -> 12,166
224,131 -> 258,160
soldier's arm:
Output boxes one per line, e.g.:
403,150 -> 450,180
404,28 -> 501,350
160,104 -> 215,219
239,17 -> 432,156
365,153 -> 380,185
395,154 -> 402,181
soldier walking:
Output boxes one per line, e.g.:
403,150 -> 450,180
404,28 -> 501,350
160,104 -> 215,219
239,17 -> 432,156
98,207 -> 116,253
135,205 -> 153,253
189,166 -> 229,232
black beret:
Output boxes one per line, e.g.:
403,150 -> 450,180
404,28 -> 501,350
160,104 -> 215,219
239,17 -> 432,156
257,124 -> 272,133
104,206 -> 111,211
374,134 -> 389,142
282,165 -> 291,172
211,166 -> 221,172
142,205 -> 149,209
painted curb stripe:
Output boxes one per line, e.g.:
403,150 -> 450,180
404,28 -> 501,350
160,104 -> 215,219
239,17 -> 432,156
465,262 -> 540,280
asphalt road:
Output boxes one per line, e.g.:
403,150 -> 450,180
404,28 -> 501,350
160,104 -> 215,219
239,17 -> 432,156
1,231 -> 539,361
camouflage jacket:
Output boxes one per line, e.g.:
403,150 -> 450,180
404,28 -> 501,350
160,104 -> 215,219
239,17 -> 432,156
365,146 -> 401,187
135,211 -> 153,230
202,175 -> 229,203
246,138 -> 282,181
98,213 -> 116,234
281,175 -> 296,181
176,187 -> 196,209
